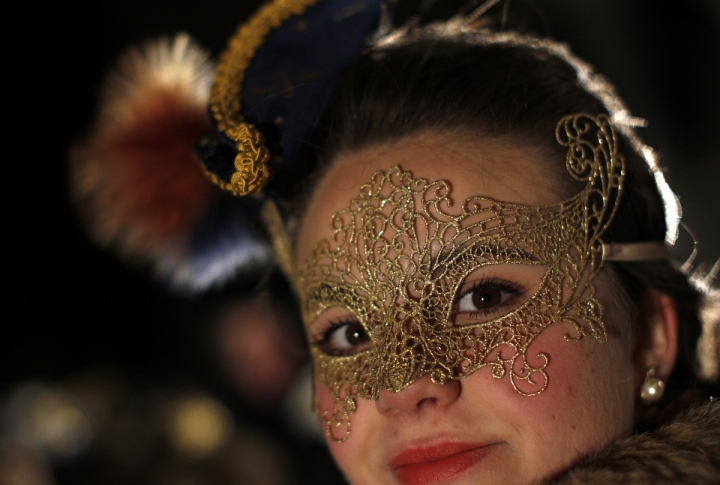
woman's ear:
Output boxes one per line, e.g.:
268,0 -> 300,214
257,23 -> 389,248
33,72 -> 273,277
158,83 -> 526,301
634,289 -> 679,381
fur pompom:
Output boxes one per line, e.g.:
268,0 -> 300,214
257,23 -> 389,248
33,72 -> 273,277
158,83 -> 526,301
549,401 -> 720,484
71,34 -> 218,282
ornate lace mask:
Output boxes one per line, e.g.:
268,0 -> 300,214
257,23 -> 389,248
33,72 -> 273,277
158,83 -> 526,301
297,114 -> 625,442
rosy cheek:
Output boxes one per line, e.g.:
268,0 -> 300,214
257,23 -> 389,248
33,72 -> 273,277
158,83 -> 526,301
512,323 -> 634,456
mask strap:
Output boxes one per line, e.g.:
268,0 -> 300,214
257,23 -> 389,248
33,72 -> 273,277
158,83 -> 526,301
601,242 -> 668,262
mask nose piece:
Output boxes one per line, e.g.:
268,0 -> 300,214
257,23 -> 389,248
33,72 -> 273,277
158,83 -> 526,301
372,316 -> 440,394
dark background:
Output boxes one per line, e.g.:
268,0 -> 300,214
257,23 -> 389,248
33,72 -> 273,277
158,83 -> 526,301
3,0 -> 720,479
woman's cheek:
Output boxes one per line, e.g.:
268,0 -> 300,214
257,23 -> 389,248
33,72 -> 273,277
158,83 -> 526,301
315,382 -> 334,425
315,383 -> 378,484
314,385 -> 358,462
511,323 -> 635,475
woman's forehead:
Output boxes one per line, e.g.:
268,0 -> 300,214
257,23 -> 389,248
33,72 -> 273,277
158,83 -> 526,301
296,131 -> 563,263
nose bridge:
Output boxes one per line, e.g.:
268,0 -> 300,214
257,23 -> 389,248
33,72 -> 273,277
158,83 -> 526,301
373,303 -> 462,415
373,305 -> 436,395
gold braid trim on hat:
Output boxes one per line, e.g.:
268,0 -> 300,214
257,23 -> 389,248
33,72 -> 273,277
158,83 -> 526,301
208,0 -> 321,196
297,114 -> 626,442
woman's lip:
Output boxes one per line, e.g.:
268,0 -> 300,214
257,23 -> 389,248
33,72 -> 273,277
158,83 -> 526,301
389,442 -> 497,485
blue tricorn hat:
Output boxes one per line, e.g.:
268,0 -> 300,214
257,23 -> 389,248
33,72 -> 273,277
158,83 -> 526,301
195,0 -> 383,200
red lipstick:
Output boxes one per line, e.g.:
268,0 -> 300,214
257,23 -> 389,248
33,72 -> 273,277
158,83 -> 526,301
390,442 -> 495,485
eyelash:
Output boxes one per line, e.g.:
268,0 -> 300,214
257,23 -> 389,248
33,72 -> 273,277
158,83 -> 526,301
455,277 -> 526,321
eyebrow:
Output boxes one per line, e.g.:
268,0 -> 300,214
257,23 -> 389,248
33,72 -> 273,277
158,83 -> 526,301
436,235 -> 537,263
431,238 -> 538,279
304,281 -> 362,308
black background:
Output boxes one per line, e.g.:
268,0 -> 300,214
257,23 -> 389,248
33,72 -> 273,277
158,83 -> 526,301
4,0 -> 720,413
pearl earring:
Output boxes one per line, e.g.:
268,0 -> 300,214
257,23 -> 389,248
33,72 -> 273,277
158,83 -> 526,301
640,367 -> 665,403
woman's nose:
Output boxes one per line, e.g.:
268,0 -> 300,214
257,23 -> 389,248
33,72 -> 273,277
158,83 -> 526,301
375,375 -> 461,417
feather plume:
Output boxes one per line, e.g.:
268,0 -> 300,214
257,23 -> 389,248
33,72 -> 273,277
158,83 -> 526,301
71,34 -> 218,281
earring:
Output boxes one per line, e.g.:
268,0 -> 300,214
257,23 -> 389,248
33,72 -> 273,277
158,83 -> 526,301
640,367 -> 665,403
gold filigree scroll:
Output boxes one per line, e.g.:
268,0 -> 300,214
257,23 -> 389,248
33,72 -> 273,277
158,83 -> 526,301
208,0 -> 321,195
297,114 -> 626,442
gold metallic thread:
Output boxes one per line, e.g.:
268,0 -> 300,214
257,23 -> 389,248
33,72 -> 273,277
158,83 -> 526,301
208,0 -> 321,195
297,114 -> 626,442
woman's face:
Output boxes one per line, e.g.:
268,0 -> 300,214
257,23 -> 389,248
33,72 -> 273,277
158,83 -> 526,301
296,132 -> 636,485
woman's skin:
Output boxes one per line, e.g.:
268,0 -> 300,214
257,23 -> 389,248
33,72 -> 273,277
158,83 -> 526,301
295,131 -> 674,485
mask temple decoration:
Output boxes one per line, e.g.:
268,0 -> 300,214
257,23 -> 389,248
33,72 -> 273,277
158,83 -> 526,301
297,114 -> 643,442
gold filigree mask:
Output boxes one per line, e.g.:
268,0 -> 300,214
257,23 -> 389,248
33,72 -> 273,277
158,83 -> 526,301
297,114 -> 625,442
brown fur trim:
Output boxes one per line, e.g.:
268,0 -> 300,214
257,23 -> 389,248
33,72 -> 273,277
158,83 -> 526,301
70,34 -> 215,265
547,400 -> 720,485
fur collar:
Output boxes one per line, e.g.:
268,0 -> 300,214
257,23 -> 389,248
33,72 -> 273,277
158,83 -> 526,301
548,400 -> 720,484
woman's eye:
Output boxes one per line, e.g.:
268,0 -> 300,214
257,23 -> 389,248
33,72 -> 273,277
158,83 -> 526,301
455,281 -> 521,321
317,320 -> 371,356
461,287 -> 503,310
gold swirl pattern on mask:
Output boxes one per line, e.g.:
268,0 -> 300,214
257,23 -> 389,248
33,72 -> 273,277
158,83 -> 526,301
298,114 -> 625,442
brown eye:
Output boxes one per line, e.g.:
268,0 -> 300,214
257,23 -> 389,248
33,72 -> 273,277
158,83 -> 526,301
345,321 -> 370,346
471,287 -> 502,309
317,319 -> 372,356
456,281 -> 520,317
